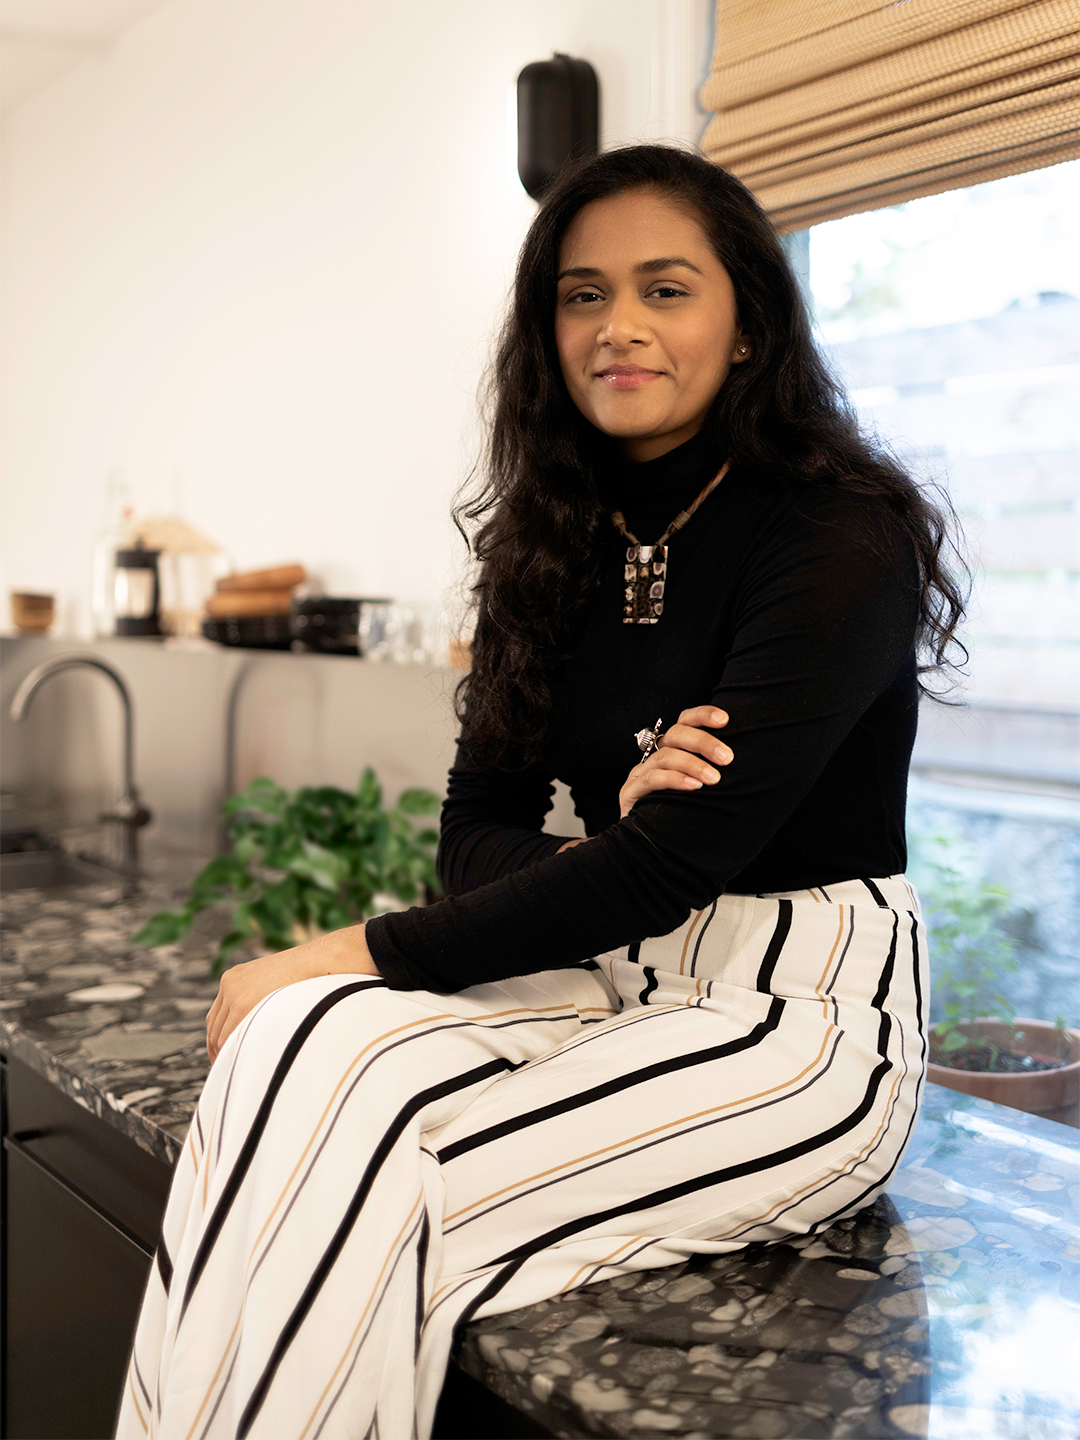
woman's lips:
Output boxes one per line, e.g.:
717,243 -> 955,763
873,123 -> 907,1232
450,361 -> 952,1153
596,368 -> 663,390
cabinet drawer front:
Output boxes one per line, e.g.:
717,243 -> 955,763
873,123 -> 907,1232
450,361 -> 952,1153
4,1053 -> 174,1250
4,1142 -> 154,1440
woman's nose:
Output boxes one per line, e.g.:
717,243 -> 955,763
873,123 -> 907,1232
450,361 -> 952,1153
597,296 -> 650,349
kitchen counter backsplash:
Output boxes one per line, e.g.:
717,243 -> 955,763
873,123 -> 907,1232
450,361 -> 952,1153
1,856 -> 217,1165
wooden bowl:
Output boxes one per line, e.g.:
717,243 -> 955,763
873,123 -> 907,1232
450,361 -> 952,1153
10,592 -> 54,633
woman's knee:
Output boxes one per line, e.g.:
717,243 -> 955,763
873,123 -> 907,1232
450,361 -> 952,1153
223,973 -> 384,1067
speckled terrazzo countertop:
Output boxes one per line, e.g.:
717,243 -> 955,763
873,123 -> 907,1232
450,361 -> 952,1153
1,855 -> 217,1165
456,1089 -> 1080,1438
3,868 -> 1079,1439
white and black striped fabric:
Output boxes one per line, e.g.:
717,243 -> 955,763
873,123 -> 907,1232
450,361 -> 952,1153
118,875 -> 926,1440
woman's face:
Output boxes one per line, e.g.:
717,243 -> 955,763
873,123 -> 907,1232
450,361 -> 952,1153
554,189 -> 748,462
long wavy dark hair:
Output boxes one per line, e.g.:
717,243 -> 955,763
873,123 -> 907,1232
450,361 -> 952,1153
455,145 -> 967,769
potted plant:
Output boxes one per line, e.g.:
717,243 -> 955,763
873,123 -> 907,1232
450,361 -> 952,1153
916,835 -> 1079,1124
134,769 -> 440,974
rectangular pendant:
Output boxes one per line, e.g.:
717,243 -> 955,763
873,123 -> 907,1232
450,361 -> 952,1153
622,542 -> 667,624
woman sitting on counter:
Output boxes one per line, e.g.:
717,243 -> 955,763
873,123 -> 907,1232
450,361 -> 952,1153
119,145 -> 964,1440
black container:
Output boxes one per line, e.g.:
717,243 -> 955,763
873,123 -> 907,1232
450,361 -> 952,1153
201,615 -> 293,650
114,544 -> 161,637
517,54 -> 599,199
291,596 -> 389,656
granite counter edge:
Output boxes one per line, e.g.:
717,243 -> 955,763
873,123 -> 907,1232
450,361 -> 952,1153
1,1019 -> 183,1168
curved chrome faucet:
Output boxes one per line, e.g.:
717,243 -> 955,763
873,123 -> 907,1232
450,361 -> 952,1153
10,655 -> 152,876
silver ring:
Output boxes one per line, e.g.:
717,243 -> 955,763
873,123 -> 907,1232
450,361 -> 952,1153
634,717 -> 664,760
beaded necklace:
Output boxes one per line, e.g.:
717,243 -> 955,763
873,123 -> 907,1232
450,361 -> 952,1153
611,460 -> 730,624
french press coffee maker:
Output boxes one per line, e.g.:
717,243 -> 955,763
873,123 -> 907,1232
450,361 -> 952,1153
113,541 -> 162,636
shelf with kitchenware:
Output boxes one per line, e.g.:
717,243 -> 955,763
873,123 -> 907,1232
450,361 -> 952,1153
7,549 -> 464,668
11,476 -> 460,665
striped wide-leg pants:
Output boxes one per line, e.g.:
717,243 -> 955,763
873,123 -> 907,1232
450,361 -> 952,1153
118,876 -> 926,1440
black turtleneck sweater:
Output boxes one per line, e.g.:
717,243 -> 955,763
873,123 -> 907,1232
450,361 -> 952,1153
366,433 -> 921,992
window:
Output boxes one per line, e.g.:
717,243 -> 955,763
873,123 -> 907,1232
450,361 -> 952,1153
807,158 -> 1079,714
798,160 -> 1080,1030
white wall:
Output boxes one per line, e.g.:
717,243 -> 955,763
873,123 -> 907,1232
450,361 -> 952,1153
0,0 -> 712,636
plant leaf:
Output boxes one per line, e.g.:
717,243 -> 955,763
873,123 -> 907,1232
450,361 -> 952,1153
356,767 -> 383,813
289,840 -> 349,892
132,907 -> 192,947
396,788 -> 440,816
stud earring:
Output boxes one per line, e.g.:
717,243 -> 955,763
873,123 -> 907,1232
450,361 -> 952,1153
737,345 -> 748,355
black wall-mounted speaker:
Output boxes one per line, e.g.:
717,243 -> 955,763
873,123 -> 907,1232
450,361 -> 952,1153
516,54 -> 599,200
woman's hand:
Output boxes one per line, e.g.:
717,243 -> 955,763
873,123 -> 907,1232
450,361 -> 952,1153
206,923 -> 379,1063
619,705 -> 732,819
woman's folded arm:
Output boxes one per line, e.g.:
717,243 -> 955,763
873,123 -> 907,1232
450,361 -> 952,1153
369,494 -> 920,993
436,757 -> 572,894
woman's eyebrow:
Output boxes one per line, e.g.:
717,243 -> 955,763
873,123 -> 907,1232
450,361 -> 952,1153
556,257 -> 703,283
635,256 -> 703,276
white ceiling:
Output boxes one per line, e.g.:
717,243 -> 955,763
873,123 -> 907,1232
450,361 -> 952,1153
1,0 -> 170,115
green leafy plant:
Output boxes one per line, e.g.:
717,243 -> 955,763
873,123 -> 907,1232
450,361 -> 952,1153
913,833 -> 1019,1061
133,769 -> 440,974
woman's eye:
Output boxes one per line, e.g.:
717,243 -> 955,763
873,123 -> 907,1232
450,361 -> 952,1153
567,289 -> 603,305
649,287 -> 687,300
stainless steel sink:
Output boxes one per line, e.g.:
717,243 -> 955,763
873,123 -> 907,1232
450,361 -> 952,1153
0,849 -> 122,892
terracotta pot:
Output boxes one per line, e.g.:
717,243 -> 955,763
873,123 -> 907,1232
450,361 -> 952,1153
927,1017 -> 1080,1126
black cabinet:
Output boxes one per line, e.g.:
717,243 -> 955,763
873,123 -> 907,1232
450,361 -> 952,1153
1,1054 -> 173,1440
432,1365 -> 553,1439
0,1052 -> 539,1439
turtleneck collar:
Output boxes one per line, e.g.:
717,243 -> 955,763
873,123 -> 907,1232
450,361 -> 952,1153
597,428 -> 727,542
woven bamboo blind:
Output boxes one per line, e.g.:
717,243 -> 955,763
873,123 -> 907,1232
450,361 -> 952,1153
699,0 -> 1080,231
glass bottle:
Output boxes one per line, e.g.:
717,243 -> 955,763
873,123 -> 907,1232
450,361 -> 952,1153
90,472 -> 133,639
